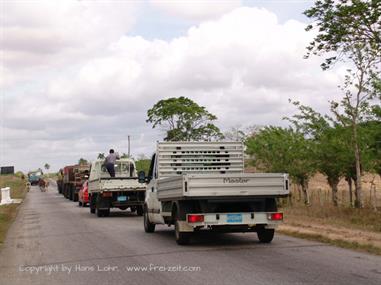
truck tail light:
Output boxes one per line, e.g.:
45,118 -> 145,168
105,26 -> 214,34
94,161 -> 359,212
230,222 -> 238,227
187,214 -> 204,223
102,192 -> 112,198
268,213 -> 283,221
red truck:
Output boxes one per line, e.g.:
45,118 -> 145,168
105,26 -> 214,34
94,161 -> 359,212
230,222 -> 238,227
62,164 -> 90,202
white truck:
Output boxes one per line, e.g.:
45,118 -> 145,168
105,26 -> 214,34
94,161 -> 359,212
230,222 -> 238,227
142,142 -> 289,245
88,158 -> 146,217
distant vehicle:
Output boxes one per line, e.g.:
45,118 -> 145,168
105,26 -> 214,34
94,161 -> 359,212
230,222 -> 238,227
143,141 -> 290,245
28,171 -> 42,186
62,165 -> 90,201
78,180 -> 89,207
88,158 -> 146,217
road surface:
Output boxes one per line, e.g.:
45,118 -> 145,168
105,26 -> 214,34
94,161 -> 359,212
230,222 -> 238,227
1,184 -> 380,285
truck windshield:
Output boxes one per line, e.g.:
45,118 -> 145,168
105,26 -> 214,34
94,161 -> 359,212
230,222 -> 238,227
101,162 -> 135,177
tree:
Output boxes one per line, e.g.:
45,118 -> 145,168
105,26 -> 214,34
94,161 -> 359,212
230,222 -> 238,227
285,101 -> 352,206
44,163 -> 50,172
78,158 -> 88,165
246,127 -> 316,205
146,97 -> 223,141
304,0 -> 381,208
97,153 -> 105,159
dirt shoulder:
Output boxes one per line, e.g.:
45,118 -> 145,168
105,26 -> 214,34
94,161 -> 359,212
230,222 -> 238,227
279,215 -> 381,255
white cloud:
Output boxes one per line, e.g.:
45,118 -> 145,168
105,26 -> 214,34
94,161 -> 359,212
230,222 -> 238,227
150,0 -> 241,21
2,6 -> 343,172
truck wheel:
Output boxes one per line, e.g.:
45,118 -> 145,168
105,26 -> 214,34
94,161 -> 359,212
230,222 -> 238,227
90,206 -> 96,214
257,228 -> 275,243
96,207 -> 103,217
78,201 -> 82,207
136,206 -> 144,216
104,209 -> 110,217
144,207 -> 155,233
174,209 -> 190,245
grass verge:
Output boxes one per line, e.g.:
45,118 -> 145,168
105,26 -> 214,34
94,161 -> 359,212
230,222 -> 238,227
0,175 -> 27,246
278,228 -> 381,256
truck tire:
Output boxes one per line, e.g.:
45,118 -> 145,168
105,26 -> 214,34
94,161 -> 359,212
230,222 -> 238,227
144,206 -> 155,233
96,207 -> 110,217
257,228 -> 274,243
136,206 -> 144,216
90,194 -> 96,213
78,201 -> 82,207
174,209 -> 190,245
96,207 -> 103,217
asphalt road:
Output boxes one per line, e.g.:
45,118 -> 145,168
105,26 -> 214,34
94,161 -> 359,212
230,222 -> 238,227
1,184 -> 381,285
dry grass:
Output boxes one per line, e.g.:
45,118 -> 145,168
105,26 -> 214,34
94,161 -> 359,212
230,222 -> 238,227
0,175 -> 27,246
278,173 -> 381,255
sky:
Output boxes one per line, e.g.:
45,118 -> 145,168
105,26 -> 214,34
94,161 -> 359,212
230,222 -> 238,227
1,0 -> 347,173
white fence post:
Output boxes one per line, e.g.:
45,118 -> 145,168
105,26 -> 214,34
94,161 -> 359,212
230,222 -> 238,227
1,187 -> 12,204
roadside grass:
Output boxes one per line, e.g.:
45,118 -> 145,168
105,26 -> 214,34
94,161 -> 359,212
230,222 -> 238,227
282,204 -> 381,233
0,175 -> 27,246
276,173 -> 381,255
278,229 -> 381,256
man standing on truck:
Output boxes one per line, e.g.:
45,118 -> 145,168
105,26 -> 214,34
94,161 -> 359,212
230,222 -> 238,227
104,149 -> 120,177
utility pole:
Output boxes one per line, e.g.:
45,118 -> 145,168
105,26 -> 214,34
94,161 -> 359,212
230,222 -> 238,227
128,135 -> 130,158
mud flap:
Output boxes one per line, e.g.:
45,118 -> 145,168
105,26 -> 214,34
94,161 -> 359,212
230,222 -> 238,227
177,221 -> 194,232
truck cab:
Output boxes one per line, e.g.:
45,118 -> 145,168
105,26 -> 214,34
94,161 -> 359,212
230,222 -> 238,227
88,158 -> 146,217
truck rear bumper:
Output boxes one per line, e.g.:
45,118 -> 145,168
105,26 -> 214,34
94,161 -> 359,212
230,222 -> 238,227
178,212 -> 282,232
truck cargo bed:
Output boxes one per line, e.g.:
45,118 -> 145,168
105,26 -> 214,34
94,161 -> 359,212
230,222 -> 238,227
157,173 -> 289,201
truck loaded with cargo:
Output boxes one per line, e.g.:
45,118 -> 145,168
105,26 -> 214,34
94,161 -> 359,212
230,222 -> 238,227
142,142 -> 289,245
62,164 -> 90,201
88,158 -> 146,217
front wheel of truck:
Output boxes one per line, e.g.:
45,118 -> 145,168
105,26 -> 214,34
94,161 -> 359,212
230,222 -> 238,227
257,228 -> 274,243
144,207 -> 155,233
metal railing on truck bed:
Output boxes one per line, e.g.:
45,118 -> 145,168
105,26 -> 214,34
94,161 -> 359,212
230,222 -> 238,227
157,142 -> 244,178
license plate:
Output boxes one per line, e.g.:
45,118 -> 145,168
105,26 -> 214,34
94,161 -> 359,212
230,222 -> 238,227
227,214 -> 242,223
117,196 -> 127,202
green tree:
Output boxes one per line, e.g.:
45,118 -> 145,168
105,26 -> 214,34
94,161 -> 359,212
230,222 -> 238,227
78,158 -> 88,165
246,127 -> 316,205
146,97 -> 223,141
304,0 -> 381,208
97,153 -> 105,159
44,163 -> 50,172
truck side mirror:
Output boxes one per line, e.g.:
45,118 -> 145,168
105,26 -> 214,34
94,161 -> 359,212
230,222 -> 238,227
138,170 -> 146,184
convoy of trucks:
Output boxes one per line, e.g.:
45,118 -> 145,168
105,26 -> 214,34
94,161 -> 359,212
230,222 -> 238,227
54,141 -> 289,245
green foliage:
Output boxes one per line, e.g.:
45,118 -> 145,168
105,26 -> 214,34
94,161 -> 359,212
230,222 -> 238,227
304,0 -> 381,70
146,97 -> 223,141
44,163 -> 50,171
304,0 -> 381,208
78,158 -> 88,165
246,126 -> 316,186
97,153 -> 105,159
135,159 -> 151,174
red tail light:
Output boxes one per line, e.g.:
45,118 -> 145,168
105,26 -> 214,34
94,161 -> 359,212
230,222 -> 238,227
187,214 -> 204,223
268,213 -> 283,221
102,192 -> 113,198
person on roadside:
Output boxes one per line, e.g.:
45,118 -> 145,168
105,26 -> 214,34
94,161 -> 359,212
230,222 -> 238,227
104,149 -> 120,177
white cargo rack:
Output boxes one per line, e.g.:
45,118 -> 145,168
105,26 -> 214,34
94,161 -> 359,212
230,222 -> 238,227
157,142 -> 244,178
